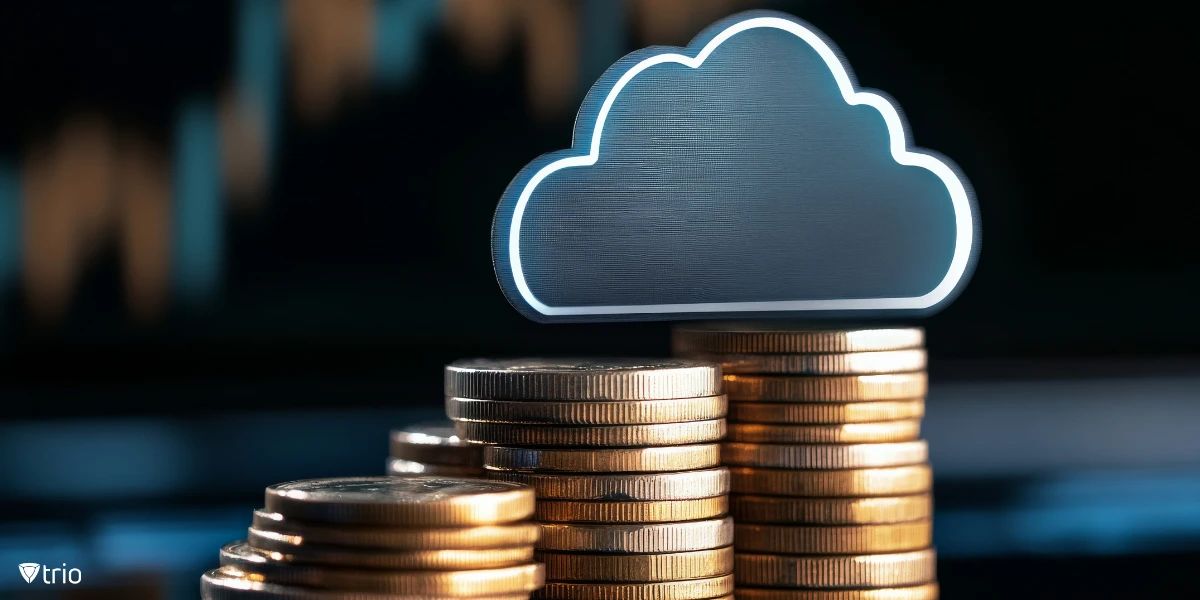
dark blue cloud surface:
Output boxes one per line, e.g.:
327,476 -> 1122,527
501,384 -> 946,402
493,12 -> 976,322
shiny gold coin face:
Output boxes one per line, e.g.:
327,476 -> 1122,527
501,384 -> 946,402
686,350 -> 926,375
729,465 -> 932,496
447,395 -> 728,425
264,477 -> 535,526
723,373 -> 927,402
247,528 -> 535,569
445,358 -> 721,400
734,584 -> 938,600
729,494 -> 932,525
536,547 -> 733,582
721,441 -> 928,469
536,575 -> 734,600
488,468 -> 730,501
733,521 -> 932,554
484,445 -> 720,472
220,542 -> 545,595
671,323 -> 924,354
390,422 -> 482,466
458,420 -> 726,447
727,399 -> 925,424
535,497 -> 728,523
387,458 -> 485,477
726,421 -> 921,444
734,549 -> 936,588
251,509 -> 542,549
201,567 -> 534,600
537,517 -> 733,553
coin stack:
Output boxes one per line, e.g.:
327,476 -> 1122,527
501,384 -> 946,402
201,476 -> 545,599
672,324 -> 937,599
388,422 -> 485,477
445,359 -> 736,600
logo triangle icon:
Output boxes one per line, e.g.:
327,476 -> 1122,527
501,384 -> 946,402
18,563 -> 40,583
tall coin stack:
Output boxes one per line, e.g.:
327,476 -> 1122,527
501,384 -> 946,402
672,324 -> 937,600
388,422 -> 485,477
202,476 -> 545,599
445,359 -> 737,600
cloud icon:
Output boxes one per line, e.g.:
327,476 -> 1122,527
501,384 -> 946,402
492,11 -> 979,322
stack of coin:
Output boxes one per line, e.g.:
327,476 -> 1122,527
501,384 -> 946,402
673,324 -> 937,599
445,359 -> 736,600
388,422 -> 485,477
201,476 -> 545,599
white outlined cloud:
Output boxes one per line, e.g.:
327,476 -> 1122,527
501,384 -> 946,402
499,12 -> 977,318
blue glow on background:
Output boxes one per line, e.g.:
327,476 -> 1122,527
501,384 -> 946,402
0,162 -> 17,293
173,100 -> 223,302
236,0 -> 283,171
93,510 -> 247,572
375,0 -> 441,86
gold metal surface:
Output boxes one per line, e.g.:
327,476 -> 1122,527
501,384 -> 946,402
247,528 -> 535,569
385,458 -> 485,477
729,465 -> 933,496
484,445 -> 720,472
733,584 -> 938,600
447,395 -> 727,425
536,547 -> 733,582
534,497 -> 728,523
534,575 -> 734,600
721,441 -> 928,469
685,350 -> 926,375
726,421 -> 921,444
251,510 -> 542,549
488,468 -> 730,501
445,359 -> 721,400
727,399 -> 924,424
389,424 -> 482,466
729,494 -> 932,525
202,567 -> 534,600
671,324 -> 924,354
458,420 -> 726,447
733,549 -> 936,588
733,520 -> 933,554
536,517 -> 733,552
722,373 -> 927,402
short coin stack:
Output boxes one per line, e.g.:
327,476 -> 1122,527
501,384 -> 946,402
673,324 -> 937,599
388,422 -> 485,477
445,358 -> 736,600
201,476 -> 545,599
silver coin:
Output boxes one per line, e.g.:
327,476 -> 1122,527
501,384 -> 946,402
445,358 -> 720,400
390,422 -> 482,466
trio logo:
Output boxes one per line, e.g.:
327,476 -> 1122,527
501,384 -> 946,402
17,562 -> 82,584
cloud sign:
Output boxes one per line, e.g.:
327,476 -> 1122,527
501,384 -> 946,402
492,11 -> 979,323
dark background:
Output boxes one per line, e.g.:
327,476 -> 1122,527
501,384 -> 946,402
0,1 -> 1197,598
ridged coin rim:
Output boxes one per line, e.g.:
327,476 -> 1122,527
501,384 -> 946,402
535,575 -> 733,600
487,468 -> 730,501
535,497 -> 728,523
729,494 -> 933,525
537,517 -> 733,552
733,584 -> 938,600
725,421 -> 921,444
201,567 -> 533,600
723,373 -> 927,402
733,549 -> 936,588
684,350 -> 926,375
264,477 -> 535,526
386,458 -> 485,477
727,399 -> 924,424
729,465 -> 932,496
251,509 -> 541,549
535,547 -> 733,582
721,441 -> 928,469
671,324 -> 924,354
733,521 -> 933,554
447,396 -> 728,425
247,528 -> 535,569
459,420 -> 726,447
484,445 -> 720,472
445,359 -> 721,400
389,425 -> 481,465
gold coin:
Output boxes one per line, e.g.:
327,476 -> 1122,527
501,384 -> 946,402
536,547 -> 733,582
445,359 -> 721,400
734,585 -> 938,600
264,477 -> 535,526
730,465 -> 932,496
722,441 -> 928,469
386,458 -> 485,477
686,350 -> 926,375
723,373 -> 927,402
247,528 -> 535,569
537,517 -> 732,552
734,521 -> 932,554
201,567 -> 533,600
252,509 -> 541,549
447,396 -> 727,425
727,399 -> 924,424
484,445 -> 720,472
458,420 -> 726,447
726,421 -> 921,444
729,494 -> 932,525
488,468 -> 729,501
734,549 -> 936,588
536,575 -> 734,600
671,324 -> 924,354
535,497 -> 728,523
220,542 -> 545,594
389,423 -> 482,466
